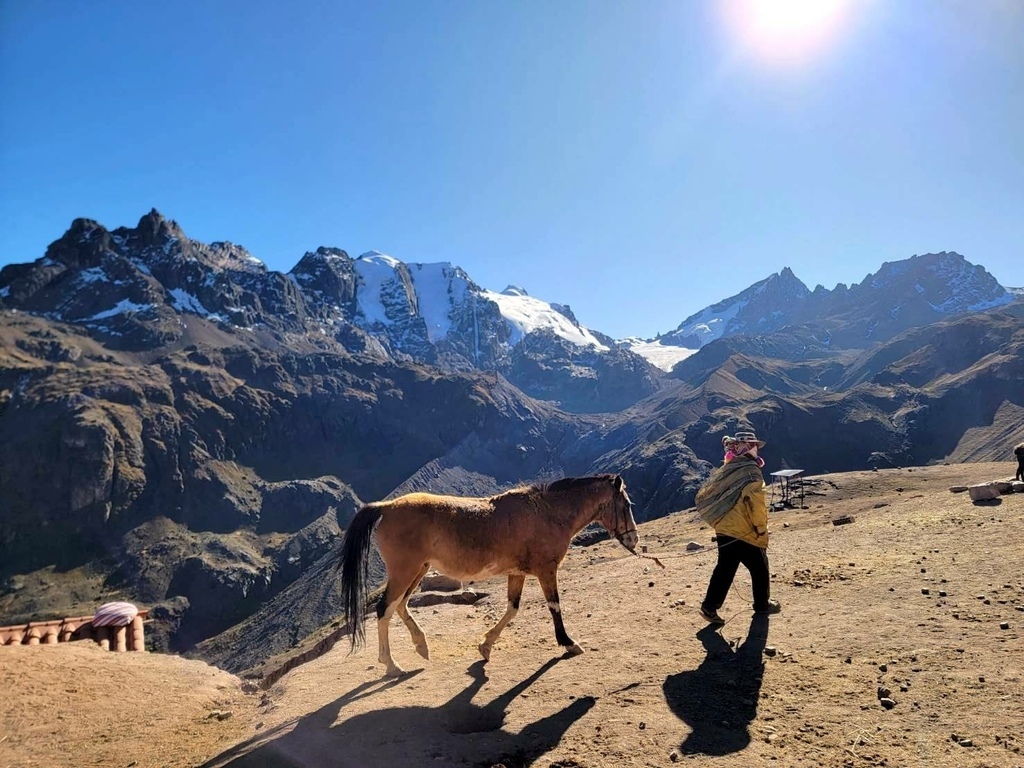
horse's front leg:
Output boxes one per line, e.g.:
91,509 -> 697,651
479,574 -> 526,662
537,569 -> 584,657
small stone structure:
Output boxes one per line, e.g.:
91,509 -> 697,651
0,609 -> 148,651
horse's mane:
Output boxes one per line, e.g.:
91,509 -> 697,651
489,474 -> 620,502
540,474 -> 619,494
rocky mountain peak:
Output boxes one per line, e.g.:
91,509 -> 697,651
661,267 -> 811,349
659,252 -> 1012,354
131,208 -> 185,249
43,218 -> 111,269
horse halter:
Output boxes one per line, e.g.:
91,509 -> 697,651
611,492 -> 638,550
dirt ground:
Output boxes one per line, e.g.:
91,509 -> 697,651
3,462 -> 1024,768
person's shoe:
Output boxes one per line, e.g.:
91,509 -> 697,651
700,606 -> 726,625
754,599 -> 782,615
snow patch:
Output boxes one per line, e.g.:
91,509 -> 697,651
674,297 -> 748,346
80,299 -> 155,321
168,288 -> 222,319
409,263 -> 467,343
77,267 -> 109,285
622,339 -> 697,371
483,289 -> 608,350
354,252 -> 404,326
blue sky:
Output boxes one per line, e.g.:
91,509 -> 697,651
2,1 -> 1022,339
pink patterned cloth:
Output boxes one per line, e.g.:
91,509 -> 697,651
725,449 -> 765,468
92,602 -> 139,627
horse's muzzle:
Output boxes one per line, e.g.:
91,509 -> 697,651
616,529 -> 639,553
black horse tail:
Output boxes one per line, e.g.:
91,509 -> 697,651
339,503 -> 383,649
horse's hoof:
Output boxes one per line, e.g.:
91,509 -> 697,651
416,644 -> 430,661
478,642 -> 491,662
383,665 -> 406,678
564,643 -> 585,657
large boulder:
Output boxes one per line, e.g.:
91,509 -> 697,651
968,483 -> 999,502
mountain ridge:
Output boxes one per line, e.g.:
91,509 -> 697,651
2,209 -> 1023,655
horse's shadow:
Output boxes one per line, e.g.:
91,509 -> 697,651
201,658 -> 593,768
663,614 -> 769,756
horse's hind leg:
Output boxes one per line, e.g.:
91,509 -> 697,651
537,569 -> 584,657
396,563 -> 431,661
479,574 -> 525,662
376,563 -> 426,677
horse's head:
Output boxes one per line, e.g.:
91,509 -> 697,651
600,475 -> 639,553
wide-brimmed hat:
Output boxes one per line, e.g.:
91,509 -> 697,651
732,430 -> 767,448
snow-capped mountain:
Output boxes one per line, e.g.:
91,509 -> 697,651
661,267 -> 812,349
290,245 -> 614,373
654,254 -> 1015,360
3,211 -> 1015,399
0,211 -> 659,411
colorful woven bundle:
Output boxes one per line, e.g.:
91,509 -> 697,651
91,602 -> 139,627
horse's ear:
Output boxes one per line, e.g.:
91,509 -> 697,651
613,475 -> 623,490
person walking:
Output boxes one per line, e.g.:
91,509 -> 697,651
695,430 -> 781,626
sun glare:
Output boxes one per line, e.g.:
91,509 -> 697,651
722,0 -> 852,64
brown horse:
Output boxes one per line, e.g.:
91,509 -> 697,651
338,474 -> 639,676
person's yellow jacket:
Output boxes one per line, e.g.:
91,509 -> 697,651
713,479 -> 769,548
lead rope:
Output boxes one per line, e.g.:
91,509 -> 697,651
632,550 -> 666,569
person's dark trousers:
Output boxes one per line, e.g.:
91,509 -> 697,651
702,534 -> 771,612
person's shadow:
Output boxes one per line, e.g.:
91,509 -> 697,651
662,614 -> 769,756
201,658 -> 595,768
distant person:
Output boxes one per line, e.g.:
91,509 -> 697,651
1015,441 -> 1024,482
695,431 -> 781,625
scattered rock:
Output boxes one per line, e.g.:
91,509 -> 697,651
880,697 -> 896,709
968,484 -> 999,502
764,646 -> 777,657
1000,622 -> 1010,630
921,588 -> 930,595
949,486 -> 968,493
419,571 -> 463,592
685,541 -> 703,551
878,686 -> 892,699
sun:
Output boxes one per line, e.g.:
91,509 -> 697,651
721,0 -> 853,64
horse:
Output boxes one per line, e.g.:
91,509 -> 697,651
1015,441 -> 1024,482
338,474 -> 639,677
